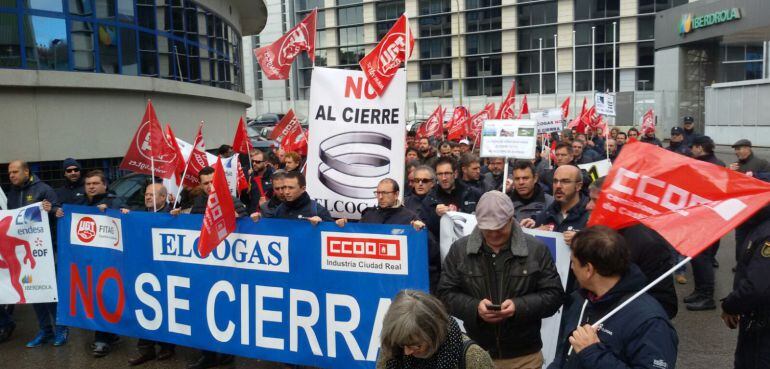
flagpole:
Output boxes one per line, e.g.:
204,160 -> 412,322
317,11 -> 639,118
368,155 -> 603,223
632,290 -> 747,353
612,21 -> 617,94
591,26 -> 596,94
538,38 -> 543,110
572,29 -> 577,121
150,126 -> 157,213
501,158 -> 509,193
554,34 -> 558,100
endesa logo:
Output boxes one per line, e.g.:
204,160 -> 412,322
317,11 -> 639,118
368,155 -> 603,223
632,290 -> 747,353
321,232 -> 408,275
70,214 -> 123,251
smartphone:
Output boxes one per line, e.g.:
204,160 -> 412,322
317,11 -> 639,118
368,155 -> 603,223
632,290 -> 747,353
486,304 -> 501,311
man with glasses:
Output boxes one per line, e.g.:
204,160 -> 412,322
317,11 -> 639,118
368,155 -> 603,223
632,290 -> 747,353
404,165 -> 435,217
522,165 -> 589,235
247,149 -> 274,214
422,157 -> 481,237
55,158 -> 85,205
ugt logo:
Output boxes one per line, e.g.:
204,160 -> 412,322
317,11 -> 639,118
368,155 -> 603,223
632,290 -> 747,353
76,217 -> 97,243
279,24 -> 310,67
376,33 -> 407,77
135,120 -> 177,163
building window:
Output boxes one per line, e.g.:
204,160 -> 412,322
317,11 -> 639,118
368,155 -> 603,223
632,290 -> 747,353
638,0 -> 688,14
0,13 -> 21,67
465,77 -> 502,96
466,8 -> 501,32
338,46 -> 365,66
466,55 -> 501,96
421,37 -> 452,59
420,59 -> 451,80
419,14 -> 451,37
638,16 -> 654,41
517,74 -> 555,94
466,33 -> 501,55
376,1 -> 403,21
24,16 -> 69,71
337,5 -> 363,26
466,0 -> 501,9
518,26 -> 556,51
574,21 -> 617,46
419,0 -> 450,15
296,0 -> 324,11
574,0 -> 619,20
517,50 -> 555,74
637,68 -> 653,90
420,80 -> 453,98
638,41 -> 654,66
518,1 -> 556,27
338,26 -> 364,46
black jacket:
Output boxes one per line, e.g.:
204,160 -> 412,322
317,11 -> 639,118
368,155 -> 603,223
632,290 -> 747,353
422,181 -> 481,236
190,193 -> 248,217
640,136 -> 662,147
722,216 -> 770,317
459,178 -> 486,194
403,193 -> 429,219
7,175 -> 60,211
737,154 -> 770,174
272,192 -> 333,221
78,192 -> 125,209
697,153 -> 725,167
248,166 -> 274,214
549,265 -> 678,369
666,141 -> 691,157
572,150 -> 601,165
437,223 -> 565,359
619,225 -> 678,319
55,179 -> 84,205
360,205 -> 419,225
534,194 -> 590,232
508,183 -> 553,221
482,172 -> 504,193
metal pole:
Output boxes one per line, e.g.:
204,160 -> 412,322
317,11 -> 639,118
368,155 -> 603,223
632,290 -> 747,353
573,30 -> 576,119
539,38 -> 543,109
612,21 -> 617,93
554,34 -> 558,99
501,159 -> 509,193
174,45 -> 184,82
591,26 -> 595,93
455,0 -> 463,106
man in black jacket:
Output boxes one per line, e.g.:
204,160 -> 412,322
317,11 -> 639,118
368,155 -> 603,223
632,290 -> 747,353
482,157 -> 506,192
682,116 -> 697,147
458,153 -> 486,193
438,191 -> 565,366
254,171 -> 333,224
55,158 -> 85,204
730,139 -> 770,174
4,160 -> 61,346
523,165 -> 589,234
127,183 -> 176,366
667,127 -> 692,157
422,157 -> 481,237
247,149 -> 274,214
508,160 -> 553,221
403,166 -> 435,217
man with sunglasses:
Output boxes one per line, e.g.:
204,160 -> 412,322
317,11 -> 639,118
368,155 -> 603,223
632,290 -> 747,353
247,149 -> 274,214
404,165 -> 435,218
55,158 -> 85,205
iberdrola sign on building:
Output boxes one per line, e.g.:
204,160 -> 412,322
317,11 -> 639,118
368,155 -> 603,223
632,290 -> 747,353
680,8 -> 741,36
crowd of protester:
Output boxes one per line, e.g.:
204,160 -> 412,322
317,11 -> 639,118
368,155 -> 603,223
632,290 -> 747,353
2,115 -> 770,369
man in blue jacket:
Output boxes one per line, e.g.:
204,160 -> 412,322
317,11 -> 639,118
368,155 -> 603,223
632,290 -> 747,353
549,226 -> 678,369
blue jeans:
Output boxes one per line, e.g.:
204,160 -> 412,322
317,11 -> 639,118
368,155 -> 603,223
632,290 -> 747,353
32,302 -> 57,334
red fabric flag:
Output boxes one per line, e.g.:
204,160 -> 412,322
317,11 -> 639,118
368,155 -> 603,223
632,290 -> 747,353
497,81 -> 516,119
588,142 -> 770,257
446,106 -> 470,141
561,97 -> 571,119
236,159 -> 249,193
416,105 -> 444,139
359,14 -> 415,97
198,159 -> 237,258
182,123 -> 209,188
469,103 -> 496,144
254,9 -> 316,80
280,123 -> 308,156
641,108 -> 655,135
517,95 -> 529,119
165,124 -> 186,183
269,109 -> 298,141
232,116 -> 253,155
119,101 -> 179,179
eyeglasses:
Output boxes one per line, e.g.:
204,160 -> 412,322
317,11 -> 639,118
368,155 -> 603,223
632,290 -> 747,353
374,190 -> 396,196
553,179 -> 576,185
411,178 -> 433,184
65,168 -> 80,173
252,160 -> 264,164
436,172 -> 454,177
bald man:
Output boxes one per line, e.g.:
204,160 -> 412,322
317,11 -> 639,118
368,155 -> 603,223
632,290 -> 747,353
521,165 -> 590,233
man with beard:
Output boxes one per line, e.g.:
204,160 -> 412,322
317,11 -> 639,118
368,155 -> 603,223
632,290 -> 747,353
482,157 -> 506,192
539,143 -> 575,195
248,149 -> 274,214
439,141 -> 453,157
667,127 -> 691,157
458,153 -> 485,193
55,158 -> 85,204
615,132 -> 627,154
605,139 -> 619,162
640,128 -> 663,147
417,137 -> 438,168
522,165 -> 589,234
422,157 -> 481,238
507,160 -> 553,221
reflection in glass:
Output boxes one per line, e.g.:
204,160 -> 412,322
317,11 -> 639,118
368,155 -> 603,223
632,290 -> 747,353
118,0 -> 135,23
25,0 -> 63,12
70,21 -> 95,71
96,0 -> 116,20
121,28 -> 138,75
0,13 -> 21,67
98,25 -> 118,73
69,0 -> 93,16
25,16 -> 69,70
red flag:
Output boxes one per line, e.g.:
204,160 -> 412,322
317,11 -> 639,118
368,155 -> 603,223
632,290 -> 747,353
232,116 -> 253,155
469,103 -> 496,144
561,97 -> 571,119
497,81 -> 516,119
119,101 -> 179,178
182,123 -> 209,188
198,159 -> 237,258
446,106 -> 470,141
236,159 -> 249,193
269,109 -> 298,141
416,105 -> 444,139
641,108 -> 655,135
254,9 -> 316,80
589,142 -> 770,257
359,14 -> 415,97
517,95 -> 529,119
165,124 -> 186,182
280,123 -> 308,156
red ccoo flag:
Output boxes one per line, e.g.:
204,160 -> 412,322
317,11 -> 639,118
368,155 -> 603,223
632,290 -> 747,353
446,106 -> 470,141
165,124 -> 186,182
589,142 -> 770,257
269,109 -> 299,141
416,105 -> 444,140
561,97 -> 571,119
359,14 -> 415,97
280,122 -> 308,156
254,9 -> 316,80
497,81 -> 517,119
232,116 -> 253,155
641,108 -> 655,135
198,159 -> 237,258
182,123 -> 209,188
469,103 -> 496,144
120,101 -> 179,179
517,95 -> 529,119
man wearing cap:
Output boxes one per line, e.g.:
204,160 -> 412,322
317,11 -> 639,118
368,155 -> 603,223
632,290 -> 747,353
55,158 -> 85,205
667,127 -> 691,157
729,139 -> 770,175
682,116 -> 697,147
640,128 -> 662,147
438,191 -> 565,368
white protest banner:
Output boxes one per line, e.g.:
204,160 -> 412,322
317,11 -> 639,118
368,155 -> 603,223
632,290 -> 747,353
578,158 -> 613,180
531,108 -> 564,134
0,186 -> 6,210
0,203 -> 58,304
439,212 -> 571,368
163,138 -> 218,199
306,67 -> 406,219
479,119 -> 537,159
595,92 -> 616,116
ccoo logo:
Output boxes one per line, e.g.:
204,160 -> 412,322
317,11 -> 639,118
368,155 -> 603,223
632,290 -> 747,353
76,217 -> 97,243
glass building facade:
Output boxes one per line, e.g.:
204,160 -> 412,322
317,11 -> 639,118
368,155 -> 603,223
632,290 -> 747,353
0,0 -> 243,91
